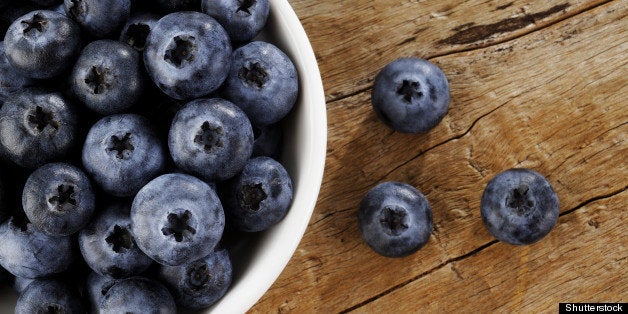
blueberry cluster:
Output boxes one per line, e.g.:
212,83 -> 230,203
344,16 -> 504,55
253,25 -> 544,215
360,57 -> 560,257
0,0 -> 298,312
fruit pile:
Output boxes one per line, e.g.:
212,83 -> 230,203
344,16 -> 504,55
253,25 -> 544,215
360,57 -> 560,257
0,0 -> 297,312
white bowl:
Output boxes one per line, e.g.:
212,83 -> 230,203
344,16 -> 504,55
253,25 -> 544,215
0,0 -> 326,312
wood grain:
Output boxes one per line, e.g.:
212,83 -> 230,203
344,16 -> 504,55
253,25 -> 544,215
250,0 -> 627,312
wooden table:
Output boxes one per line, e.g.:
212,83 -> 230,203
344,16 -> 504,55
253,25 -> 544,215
251,0 -> 626,312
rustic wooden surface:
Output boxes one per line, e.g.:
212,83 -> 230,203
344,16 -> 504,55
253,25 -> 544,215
251,0 -> 627,312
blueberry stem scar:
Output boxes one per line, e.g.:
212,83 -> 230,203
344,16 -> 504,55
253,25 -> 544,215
162,210 -> 196,242
397,80 -> 423,103
21,13 -> 48,34
27,106 -> 59,132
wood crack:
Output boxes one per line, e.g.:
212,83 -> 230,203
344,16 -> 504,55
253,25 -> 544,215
325,0 -> 615,104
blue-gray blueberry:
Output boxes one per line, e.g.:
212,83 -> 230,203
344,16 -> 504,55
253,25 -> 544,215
85,271 -> 118,312
98,276 -> 176,314
358,181 -> 433,258
22,162 -> 95,236
3,10 -> 81,79
223,41 -> 298,127
371,57 -> 450,133
0,42 -> 34,103
15,278 -> 84,314
64,0 -> 131,38
144,11 -> 232,100
168,98 -> 253,181
159,247 -> 232,310
131,173 -> 225,266
82,113 -> 166,197
70,39 -> 144,115
222,156 -> 293,232
0,88 -> 78,168
201,0 -> 270,43
0,216 -> 76,278
119,12 -> 160,52
79,202 -> 153,278
481,168 -> 559,245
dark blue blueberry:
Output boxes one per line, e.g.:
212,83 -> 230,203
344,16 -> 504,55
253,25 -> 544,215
481,168 -> 560,245
168,98 -> 253,181
64,0 -> 131,38
70,39 -> 144,115
79,202 -> 153,278
158,247 -> 232,310
85,271 -> 118,312
252,123 -> 282,159
15,278 -> 84,314
3,10 -> 81,79
98,276 -> 176,313
0,41 -> 35,103
0,216 -> 76,278
144,11 -> 232,100
223,156 -> 293,232
82,113 -> 166,197
22,162 -> 95,236
0,88 -> 78,169
131,173 -> 225,266
223,41 -> 298,127
119,12 -> 160,52
358,181 -> 433,258
201,0 -> 270,43
154,0 -> 201,12
371,57 -> 450,133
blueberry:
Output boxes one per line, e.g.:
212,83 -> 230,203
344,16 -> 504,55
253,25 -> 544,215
481,168 -> 560,245
98,276 -> 176,314
119,12 -> 160,52
144,11 -> 232,100
358,182 -> 433,258
82,113 -> 166,197
223,41 -> 298,127
0,88 -> 78,169
3,10 -> 81,79
0,41 -> 35,103
201,0 -> 270,43
79,202 -> 153,278
64,0 -> 131,38
222,156 -> 293,232
168,98 -> 253,181
131,173 -> 225,266
15,278 -> 84,314
70,39 -> 144,115
22,162 -> 95,236
85,271 -> 119,312
252,123 -> 282,159
158,247 -> 232,310
371,57 -> 450,133
0,216 -> 76,278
